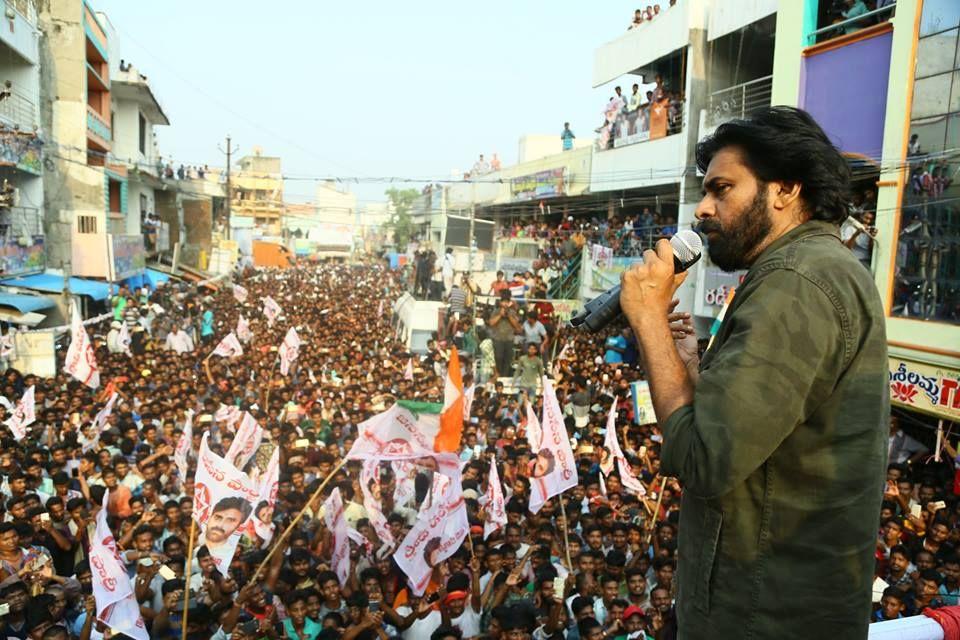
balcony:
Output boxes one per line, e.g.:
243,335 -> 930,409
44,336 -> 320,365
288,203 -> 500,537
0,0 -> 37,65
0,206 -> 41,240
0,86 -> 37,132
808,2 -> 896,46
86,105 -> 111,147
705,75 -> 773,128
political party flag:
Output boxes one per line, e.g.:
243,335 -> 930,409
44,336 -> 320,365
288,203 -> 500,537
528,376 -> 578,514
0,333 -> 15,360
214,403 -> 243,430
233,284 -> 248,303
279,327 -> 301,376
394,472 -> 469,595
631,381 -> 657,426
212,332 -> 244,359
323,487 -> 351,587
225,412 -> 263,470
89,495 -> 148,640
524,401 -> 541,456
174,410 -> 193,482
404,358 -> 414,381
462,385 -> 475,422
600,402 -> 625,476
117,322 -> 131,356
437,346 -> 464,453
359,459 -> 394,546
237,314 -> 253,342
480,458 -> 507,540
3,385 -> 35,441
251,446 -> 279,546
262,296 -> 282,327
64,303 -> 99,389
618,456 -> 647,496
94,392 -> 119,433
193,433 -> 259,572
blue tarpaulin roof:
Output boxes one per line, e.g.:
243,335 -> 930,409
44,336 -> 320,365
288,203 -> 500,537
0,293 -> 56,313
145,269 -> 170,288
0,272 -> 111,301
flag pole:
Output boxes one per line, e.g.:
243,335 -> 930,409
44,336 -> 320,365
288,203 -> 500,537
252,457 -> 347,580
181,516 -> 197,639
558,495 -> 573,571
647,476 -> 667,543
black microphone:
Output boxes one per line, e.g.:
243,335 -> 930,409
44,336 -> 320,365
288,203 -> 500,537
569,229 -> 703,332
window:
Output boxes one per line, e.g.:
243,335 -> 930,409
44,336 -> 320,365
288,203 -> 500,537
138,112 -> 146,155
140,193 -> 148,215
78,215 -> 97,234
894,1 -> 960,324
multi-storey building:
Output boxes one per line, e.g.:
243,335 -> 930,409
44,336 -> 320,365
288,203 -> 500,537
232,148 -> 284,236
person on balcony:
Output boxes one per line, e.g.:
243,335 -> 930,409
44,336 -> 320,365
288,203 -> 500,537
628,8 -> 644,29
840,0 -> 868,34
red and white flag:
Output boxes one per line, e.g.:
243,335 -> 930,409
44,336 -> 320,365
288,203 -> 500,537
193,433 -> 258,572
600,403 -> 625,476
174,410 -> 193,482
524,401 -> 542,455
214,403 -> 243,430
64,303 -> 99,389
89,495 -> 148,640
527,376 -> 578,514
212,332 -> 244,359
225,412 -> 263,470
3,385 -> 35,441
233,284 -> 248,303
262,296 -> 282,327
395,472 -> 469,595
279,327 -> 301,376
117,322 -> 131,356
359,459 -> 394,547
94,392 -> 118,433
250,446 -> 279,546
323,487 -> 351,587
236,314 -> 253,342
463,384 -> 475,422
404,358 -> 414,381
481,458 -> 507,540
437,346 -> 464,453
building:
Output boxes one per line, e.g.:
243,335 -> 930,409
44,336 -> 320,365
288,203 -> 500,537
232,147 -> 283,235
770,2 -> 959,427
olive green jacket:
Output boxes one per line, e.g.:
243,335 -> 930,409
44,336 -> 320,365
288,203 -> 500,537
661,221 -> 889,639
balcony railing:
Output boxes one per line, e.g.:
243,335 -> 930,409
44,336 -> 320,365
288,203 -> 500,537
706,75 -> 773,127
809,2 -> 896,45
0,206 -> 41,239
86,106 -> 111,143
0,87 -> 37,132
597,99 -> 686,151
8,0 -> 36,26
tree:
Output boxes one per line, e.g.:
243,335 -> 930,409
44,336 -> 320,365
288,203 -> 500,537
383,188 -> 419,249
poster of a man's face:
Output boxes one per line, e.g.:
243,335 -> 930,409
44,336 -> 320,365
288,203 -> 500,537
423,537 -> 442,567
205,497 -> 252,545
531,448 -> 556,479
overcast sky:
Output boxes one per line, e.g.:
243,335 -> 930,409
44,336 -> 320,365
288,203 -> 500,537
94,0 -> 634,206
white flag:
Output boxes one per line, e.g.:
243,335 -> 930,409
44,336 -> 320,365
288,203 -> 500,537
463,385 -> 475,422
524,401 -> 541,456
527,377 -> 578,514
89,496 -> 148,640
64,303 -> 99,389
0,333 -> 15,360
174,410 -> 193,482
193,433 -> 258,573
212,332 -> 243,359
225,412 -> 263,470
262,296 -> 282,327
233,284 -> 248,303
117,322 -> 131,356
279,327 -> 301,376
600,402 -> 625,476
395,472 -> 469,595
3,386 -> 35,441
237,314 -> 253,342
481,458 -> 507,540
359,459 -> 394,547
251,447 -> 279,546
214,403 -> 242,430
404,358 -> 414,382
323,487 -> 351,587
94,392 -> 119,433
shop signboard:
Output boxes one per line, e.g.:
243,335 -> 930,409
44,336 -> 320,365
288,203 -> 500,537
889,357 -> 960,421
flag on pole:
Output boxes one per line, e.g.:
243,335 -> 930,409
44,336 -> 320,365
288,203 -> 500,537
0,333 -> 15,360
3,385 -> 35,441
225,412 -> 263,470
262,296 -> 282,327
527,376 -> 578,514
323,487 -> 351,587
94,392 -> 119,433
279,327 -> 301,376
174,410 -> 193,482
89,495 -> 149,640
360,459 -> 394,547
236,314 -> 253,342
233,284 -> 248,303
212,332 -> 244,359
251,446 -> 279,546
481,458 -> 507,539
463,385 -> 475,422
117,322 -> 131,356
214,403 -> 242,430
403,358 -> 414,381
64,303 -> 99,389
394,472 -> 469,594
436,346 -> 464,453
524,401 -> 542,455
600,403 -> 625,476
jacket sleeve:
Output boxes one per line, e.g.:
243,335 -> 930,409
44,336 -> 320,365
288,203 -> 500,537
660,268 -> 848,499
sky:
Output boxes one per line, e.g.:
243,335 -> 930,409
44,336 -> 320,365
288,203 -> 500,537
93,0 -> 633,207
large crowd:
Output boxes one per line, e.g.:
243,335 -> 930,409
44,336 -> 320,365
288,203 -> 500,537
0,254 -> 945,640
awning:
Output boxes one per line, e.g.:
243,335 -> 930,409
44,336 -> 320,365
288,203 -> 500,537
0,293 -> 56,313
0,309 -> 45,326
145,268 -> 170,288
0,272 -> 111,301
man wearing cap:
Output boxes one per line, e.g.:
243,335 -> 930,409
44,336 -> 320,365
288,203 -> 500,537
621,606 -> 647,640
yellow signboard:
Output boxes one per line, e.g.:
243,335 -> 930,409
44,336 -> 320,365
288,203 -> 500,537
889,357 -> 960,421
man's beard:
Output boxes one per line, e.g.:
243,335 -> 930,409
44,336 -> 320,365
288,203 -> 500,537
700,187 -> 772,272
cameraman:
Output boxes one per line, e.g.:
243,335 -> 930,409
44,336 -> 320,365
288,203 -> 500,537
841,210 -> 877,270
487,290 -> 521,381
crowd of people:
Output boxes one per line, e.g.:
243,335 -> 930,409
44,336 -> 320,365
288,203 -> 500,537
0,248 -> 943,640
626,2 -> 677,31
596,80 -> 684,151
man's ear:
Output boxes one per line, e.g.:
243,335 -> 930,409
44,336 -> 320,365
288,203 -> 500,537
771,181 -> 803,215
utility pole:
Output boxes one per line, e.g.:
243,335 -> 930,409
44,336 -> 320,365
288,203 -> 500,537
218,136 -> 239,240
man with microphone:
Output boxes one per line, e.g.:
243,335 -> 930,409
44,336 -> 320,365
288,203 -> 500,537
619,107 -> 887,638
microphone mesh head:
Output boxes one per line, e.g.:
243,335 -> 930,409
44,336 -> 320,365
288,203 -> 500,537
670,229 -> 703,263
